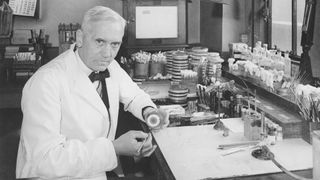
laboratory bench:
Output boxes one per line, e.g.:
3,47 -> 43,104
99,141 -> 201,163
133,84 -> 314,179
134,72 -> 316,180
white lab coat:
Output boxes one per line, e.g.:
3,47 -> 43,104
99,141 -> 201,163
16,44 -> 156,180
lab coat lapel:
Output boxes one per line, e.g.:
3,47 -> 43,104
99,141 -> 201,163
65,46 -> 108,118
73,74 -> 109,118
105,77 -> 118,137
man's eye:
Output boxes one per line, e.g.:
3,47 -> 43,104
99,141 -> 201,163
110,42 -> 121,48
96,39 -> 105,46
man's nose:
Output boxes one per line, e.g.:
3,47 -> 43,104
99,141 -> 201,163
100,44 -> 112,58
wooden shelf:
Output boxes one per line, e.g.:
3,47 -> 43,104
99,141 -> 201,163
222,69 -> 305,139
223,69 -> 300,115
125,44 -> 189,54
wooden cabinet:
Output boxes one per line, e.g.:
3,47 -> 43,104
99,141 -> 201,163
122,0 -> 188,55
0,43 -> 51,82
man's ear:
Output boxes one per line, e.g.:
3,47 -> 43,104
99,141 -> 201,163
76,29 -> 83,47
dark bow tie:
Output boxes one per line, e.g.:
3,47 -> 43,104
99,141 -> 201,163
88,69 -> 111,138
88,69 -> 110,82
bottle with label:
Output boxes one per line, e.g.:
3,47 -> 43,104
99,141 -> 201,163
235,94 -> 243,117
284,52 -> 292,77
276,125 -> 283,141
267,127 -> 277,145
229,96 -> 234,117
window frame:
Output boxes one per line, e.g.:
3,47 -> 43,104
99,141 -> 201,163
268,0 -> 302,58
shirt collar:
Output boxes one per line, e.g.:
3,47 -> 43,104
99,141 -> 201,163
74,49 -> 92,76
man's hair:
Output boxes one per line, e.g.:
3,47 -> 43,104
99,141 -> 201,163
81,6 -> 126,34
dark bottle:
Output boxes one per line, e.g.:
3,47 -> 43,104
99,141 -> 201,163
229,96 -> 234,117
235,94 -> 243,117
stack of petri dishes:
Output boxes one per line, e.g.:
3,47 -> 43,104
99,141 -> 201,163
206,52 -> 224,80
164,50 -> 175,76
189,47 -> 208,71
171,51 -> 189,82
168,84 -> 189,108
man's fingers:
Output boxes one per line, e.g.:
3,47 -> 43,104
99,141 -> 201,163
141,145 -> 157,157
141,135 -> 153,150
143,133 -> 152,144
130,130 -> 148,140
162,121 -> 170,128
140,143 -> 153,154
157,109 -> 169,129
136,133 -> 152,153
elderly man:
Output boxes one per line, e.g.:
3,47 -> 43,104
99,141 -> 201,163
16,6 -> 168,180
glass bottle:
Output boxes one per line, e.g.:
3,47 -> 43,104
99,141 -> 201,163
284,52 -> 292,77
276,125 -> 283,141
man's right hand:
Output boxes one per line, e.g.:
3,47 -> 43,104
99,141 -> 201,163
112,130 -> 151,157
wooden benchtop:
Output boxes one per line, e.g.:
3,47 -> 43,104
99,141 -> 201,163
243,93 -> 304,139
152,118 -> 313,180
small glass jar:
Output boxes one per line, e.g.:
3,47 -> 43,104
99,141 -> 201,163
276,125 -> 283,141
267,128 -> 277,145
206,52 -> 223,79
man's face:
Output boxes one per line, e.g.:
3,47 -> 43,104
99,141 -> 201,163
78,20 -> 124,72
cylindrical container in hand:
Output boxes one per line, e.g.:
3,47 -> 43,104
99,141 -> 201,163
146,113 -> 161,128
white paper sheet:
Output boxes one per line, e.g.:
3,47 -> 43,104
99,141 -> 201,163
135,6 -> 178,39
153,125 -> 312,180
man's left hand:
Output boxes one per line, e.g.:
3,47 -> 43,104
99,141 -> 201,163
143,108 -> 169,130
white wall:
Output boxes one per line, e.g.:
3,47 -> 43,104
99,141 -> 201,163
13,0 -> 122,46
222,0 -> 246,51
187,0 -> 200,44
